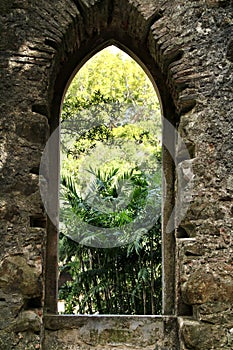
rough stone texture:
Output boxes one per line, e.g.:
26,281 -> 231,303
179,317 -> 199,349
0,0 -> 232,349
43,315 -> 178,350
179,317 -> 232,350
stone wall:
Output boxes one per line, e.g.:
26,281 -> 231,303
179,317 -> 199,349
0,0 -> 232,349
43,315 -> 178,350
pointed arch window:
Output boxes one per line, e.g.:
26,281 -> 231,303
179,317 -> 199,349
58,46 -> 162,315
41,42 -> 177,318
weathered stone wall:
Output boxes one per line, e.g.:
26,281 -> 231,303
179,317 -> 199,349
43,315 -> 178,350
0,0 -> 232,349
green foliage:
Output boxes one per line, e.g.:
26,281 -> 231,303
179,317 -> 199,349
59,230 -> 162,315
59,46 -> 162,315
62,49 -> 160,112
61,167 -> 149,230
59,167 -> 162,315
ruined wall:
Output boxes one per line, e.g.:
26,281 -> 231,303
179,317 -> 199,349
0,0 -> 232,349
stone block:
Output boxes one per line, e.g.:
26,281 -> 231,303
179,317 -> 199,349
0,255 -> 41,297
181,266 -> 233,305
179,317 -> 229,349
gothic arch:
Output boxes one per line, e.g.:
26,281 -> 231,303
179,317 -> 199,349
44,0 -> 189,318
46,0 -> 197,118
1,0 -> 232,349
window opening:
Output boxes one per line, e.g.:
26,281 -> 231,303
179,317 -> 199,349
58,46 -> 162,315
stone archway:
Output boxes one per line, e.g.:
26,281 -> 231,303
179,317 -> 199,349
43,0 -> 196,320
42,1 -> 197,349
0,1 -> 232,349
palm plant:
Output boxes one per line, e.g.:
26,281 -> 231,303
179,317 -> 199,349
59,167 -> 162,314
